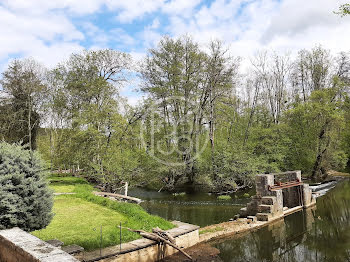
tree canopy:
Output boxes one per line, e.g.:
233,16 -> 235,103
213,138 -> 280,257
1,40 -> 349,192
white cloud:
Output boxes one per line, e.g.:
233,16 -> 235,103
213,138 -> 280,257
110,28 -> 136,46
1,0 -> 104,15
150,18 -> 160,29
1,0 -> 350,102
0,7 -> 83,42
29,42 -> 84,67
106,0 -> 164,23
162,0 -> 201,16
164,0 -> 350,63
261,0 -> 345,43
0,4 -> 85,67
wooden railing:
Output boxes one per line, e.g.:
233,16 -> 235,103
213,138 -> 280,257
268,180 -> 303,191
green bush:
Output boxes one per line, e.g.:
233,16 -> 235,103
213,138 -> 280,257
0,142 -> 53,231
243,193 -> 250,198
217,195 -> 231,200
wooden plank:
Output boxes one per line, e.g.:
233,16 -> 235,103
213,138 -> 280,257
93,191 -> 142,204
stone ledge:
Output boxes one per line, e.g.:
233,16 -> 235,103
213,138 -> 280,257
0,227 -> 78,262
80,221 -> 200,262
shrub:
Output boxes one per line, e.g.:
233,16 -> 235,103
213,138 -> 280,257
243,193 -> 250,198
217,195 -> 231,200
0,142 -> 53,231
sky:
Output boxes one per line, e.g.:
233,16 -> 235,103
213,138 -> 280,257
0,0 -> 349,105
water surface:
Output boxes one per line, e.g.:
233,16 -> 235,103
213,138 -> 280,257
126,188 -> 253,227
212,179 -> 350,262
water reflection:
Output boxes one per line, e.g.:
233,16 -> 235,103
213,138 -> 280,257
125,187 -> 253,227
213,180 -> 350,262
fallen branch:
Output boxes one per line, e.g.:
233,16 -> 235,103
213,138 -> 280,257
128,228 -> 192,260
152,227 -> 176,244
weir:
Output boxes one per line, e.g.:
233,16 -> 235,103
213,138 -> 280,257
239,171 -> 316,221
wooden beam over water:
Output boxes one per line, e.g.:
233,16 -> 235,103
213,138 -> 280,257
93,191 -> 142,204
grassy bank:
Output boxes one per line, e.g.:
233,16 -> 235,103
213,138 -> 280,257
32,174 -> 174,251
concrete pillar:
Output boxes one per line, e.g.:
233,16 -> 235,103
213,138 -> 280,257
256,174 -> 274,196
302,184 -> 312,207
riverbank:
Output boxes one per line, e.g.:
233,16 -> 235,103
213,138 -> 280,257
327,169 -> 350,177
31,174 -> 174,251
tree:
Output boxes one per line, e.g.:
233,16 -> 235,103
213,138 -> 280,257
48,49 -> 132,181
141,36 -> 239,188
284,86 -> 345,179
204,40 -> 240,180
292,46 -> 332,102
141,36 -> 207,186
336,3 -> 350,16
0,59 -> 47,150
0,142 -> 53,231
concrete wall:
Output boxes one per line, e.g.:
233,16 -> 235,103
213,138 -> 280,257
273,171 -> 301,183
79,221 -> 200,262
0,227 -> 78,262
256,174 -> 274,196
0,234 -> 38,262
99,230 -> 199,262
240,171 -> 315,220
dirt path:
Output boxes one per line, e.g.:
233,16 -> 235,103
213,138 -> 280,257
161,243 -> 222,262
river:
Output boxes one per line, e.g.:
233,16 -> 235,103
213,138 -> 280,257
128,180 -> 350,261
211,179 -> 350,262
127,187 -> 254,227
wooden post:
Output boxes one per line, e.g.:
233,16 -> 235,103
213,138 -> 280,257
124,182 -> 128,196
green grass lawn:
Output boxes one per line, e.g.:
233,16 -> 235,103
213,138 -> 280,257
31,174 -> 174,251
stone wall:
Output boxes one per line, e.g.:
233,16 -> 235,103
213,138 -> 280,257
0,227 -> 78,262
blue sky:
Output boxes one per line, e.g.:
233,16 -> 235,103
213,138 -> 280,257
0,0 -> 349,104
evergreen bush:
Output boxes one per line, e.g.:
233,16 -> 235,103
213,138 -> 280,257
0,142 -> 53,231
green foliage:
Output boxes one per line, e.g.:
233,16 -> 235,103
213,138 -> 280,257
341,96 -> 350,171
0,142 -> 53,231
217,195 -> 231,200
335,3 -> 350,16
284,88 -> 345,177
0,59 -> 46,150
1,41 -> 348,193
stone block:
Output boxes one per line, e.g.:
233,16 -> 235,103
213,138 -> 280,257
239,207 -> 247,217
256,213 -> 271,221
247,216 -> 257,222
258,204 -> 274,213
61,245 -> 84,255
261,196 -> 276,205
45,239 -> 64,247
